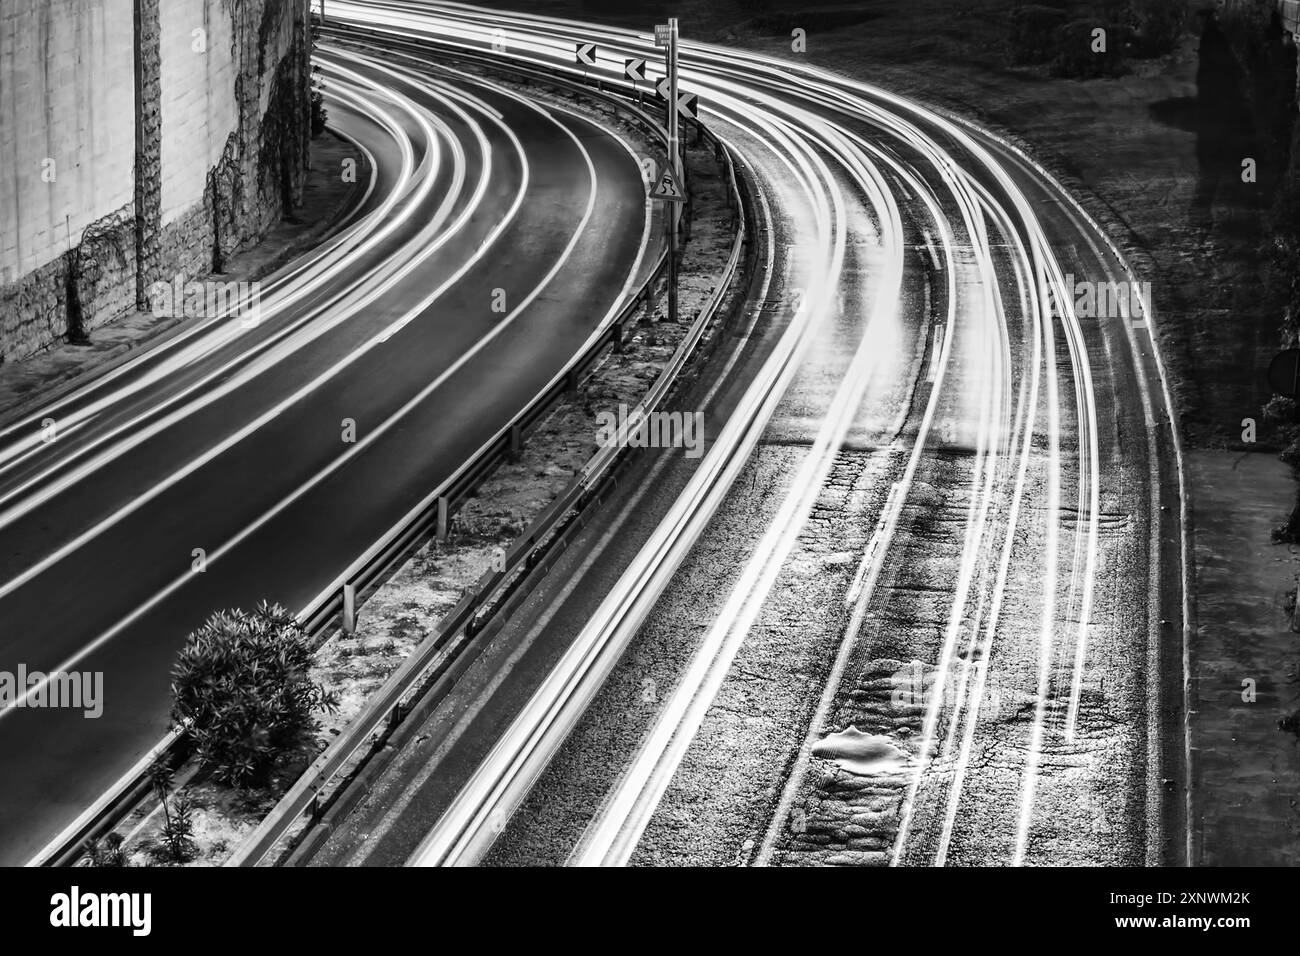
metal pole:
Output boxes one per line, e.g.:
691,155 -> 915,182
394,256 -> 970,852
667,18 -> 679,323
342,583 -> 357,634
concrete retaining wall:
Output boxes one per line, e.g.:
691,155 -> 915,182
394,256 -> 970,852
0,0 -> 311,363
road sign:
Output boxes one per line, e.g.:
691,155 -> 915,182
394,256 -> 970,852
655,76 -> 671,100
655,23 -> 670,46
624,58 -> 647,83
675,92 -> 699,120
650,167 -> 686,203
1268,348 -> 1300,397
575,42 -> 597,67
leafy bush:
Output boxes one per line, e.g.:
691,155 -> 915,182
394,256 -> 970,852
171,602 -> 338,788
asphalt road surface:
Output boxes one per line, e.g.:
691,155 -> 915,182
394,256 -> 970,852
306,2 -> 1185,869
0,42 -> 659,866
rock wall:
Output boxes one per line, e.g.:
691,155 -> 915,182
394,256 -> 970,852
0,0 -> 311,363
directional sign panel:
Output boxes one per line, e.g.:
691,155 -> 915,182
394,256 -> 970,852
650,167 -> 686,202
655,23 -> 670,47
675,92 -> 699,120
624,58 -> 647,83
575,42 -> 597,67
655,76 -> 671,100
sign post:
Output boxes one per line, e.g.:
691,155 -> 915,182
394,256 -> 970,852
666,19 -> 680,323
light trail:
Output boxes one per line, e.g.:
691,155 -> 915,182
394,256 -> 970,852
261,0 -> 1179,869
0,46 -> 654,719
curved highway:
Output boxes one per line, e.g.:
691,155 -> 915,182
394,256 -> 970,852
301,2 -> 1186,868
0,40 -> 661,866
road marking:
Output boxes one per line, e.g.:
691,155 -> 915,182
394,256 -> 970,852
926,326 -> 944,383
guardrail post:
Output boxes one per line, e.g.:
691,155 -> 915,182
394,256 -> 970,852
509,423 -> 522,458
342,583 -> 358,634
437,496 -> 449,541
613,320 -> 626,353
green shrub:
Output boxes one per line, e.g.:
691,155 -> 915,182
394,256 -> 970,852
171,602 -> 338,789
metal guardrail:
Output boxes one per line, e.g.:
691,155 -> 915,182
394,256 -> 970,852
29,18 -> 728,870
219,27 -> 747,865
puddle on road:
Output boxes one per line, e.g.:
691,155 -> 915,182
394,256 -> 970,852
812,726 -> 908,776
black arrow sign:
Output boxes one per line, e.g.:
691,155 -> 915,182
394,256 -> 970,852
624,58 -> 647,83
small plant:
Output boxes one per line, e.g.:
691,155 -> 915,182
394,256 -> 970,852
171,602 -> 339,788
145,757 -> 196,863
311,65 -> 328,137
147,756 -> 174,802
154,791 -> 198,864
83,833 -> 127,867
